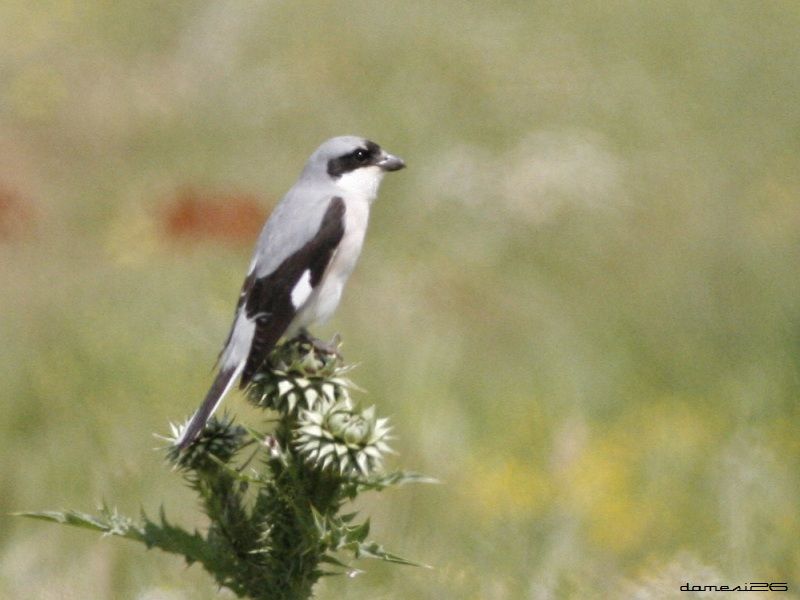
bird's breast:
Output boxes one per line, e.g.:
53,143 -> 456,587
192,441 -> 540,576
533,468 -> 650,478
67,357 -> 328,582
288,197 -> 370,333
333,198 -> 370,277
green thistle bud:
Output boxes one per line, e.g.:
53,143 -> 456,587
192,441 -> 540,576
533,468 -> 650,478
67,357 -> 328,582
247,338 -> 353,415
266,337 -> 343,378
294,401 -> 393,478
329,412 -> 371,446
164,416 -> 247,472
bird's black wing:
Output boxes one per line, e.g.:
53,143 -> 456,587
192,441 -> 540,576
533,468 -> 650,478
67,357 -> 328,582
239,196 -> 345,386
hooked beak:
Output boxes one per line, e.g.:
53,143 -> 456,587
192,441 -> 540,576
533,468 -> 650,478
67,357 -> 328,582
377,152 -> 405,172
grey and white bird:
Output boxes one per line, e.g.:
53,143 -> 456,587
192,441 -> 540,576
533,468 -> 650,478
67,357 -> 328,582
177,135 -> 405,449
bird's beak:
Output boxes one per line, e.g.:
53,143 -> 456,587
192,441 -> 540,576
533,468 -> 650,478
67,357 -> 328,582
377,152 -> 405,172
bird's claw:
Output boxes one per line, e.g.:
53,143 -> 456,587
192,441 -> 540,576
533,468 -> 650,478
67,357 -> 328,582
296,330 -> 342,359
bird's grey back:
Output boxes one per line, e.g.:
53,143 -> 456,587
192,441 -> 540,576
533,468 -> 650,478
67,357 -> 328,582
249,180 -> 335,277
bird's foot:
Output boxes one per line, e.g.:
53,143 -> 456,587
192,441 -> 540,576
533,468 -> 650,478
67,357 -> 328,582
296,329 -> 342,359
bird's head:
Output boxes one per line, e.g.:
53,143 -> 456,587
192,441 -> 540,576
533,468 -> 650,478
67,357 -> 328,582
305,136 -> 405,201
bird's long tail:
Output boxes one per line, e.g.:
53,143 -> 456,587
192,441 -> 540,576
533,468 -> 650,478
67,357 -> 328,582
177,361 -> 244,450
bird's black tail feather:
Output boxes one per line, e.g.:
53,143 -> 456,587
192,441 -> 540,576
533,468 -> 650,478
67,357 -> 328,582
177,362 -> 242,450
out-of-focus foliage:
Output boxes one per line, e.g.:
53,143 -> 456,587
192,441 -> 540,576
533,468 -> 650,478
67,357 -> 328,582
1,2 -> 798,598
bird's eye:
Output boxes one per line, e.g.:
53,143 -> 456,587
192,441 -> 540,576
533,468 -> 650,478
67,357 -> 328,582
353,148 -> 369,162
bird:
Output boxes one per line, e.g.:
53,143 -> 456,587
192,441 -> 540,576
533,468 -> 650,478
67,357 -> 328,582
177,136 -> 405,449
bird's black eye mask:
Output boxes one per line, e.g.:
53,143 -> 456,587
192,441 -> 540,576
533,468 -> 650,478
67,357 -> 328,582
327,141 -> 381,177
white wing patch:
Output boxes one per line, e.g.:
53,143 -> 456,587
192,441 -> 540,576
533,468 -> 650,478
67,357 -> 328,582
291,270 -> 314,309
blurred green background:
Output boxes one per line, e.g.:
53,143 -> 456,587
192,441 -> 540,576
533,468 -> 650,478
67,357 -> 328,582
1,2 -> 799,598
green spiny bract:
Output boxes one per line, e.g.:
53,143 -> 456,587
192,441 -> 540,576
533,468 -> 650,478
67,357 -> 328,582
165,415 -> 248,472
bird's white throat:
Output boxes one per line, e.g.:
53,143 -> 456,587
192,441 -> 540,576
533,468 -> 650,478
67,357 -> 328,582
335,166 -> 384,202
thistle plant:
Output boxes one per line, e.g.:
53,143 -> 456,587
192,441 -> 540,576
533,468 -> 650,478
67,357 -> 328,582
18,338 -> 433,600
